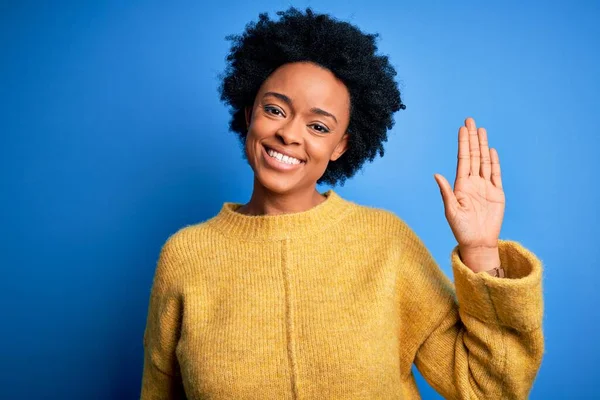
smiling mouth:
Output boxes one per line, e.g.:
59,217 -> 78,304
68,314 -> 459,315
263,145 -> 305,165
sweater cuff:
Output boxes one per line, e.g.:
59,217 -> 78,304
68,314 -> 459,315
451,239 -> 544,332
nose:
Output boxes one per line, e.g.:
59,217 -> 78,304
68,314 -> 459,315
276,118 -> 303,145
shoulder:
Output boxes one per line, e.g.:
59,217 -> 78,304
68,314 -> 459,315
159,218 -> 222,258
345,201 -> 415,237
343,200 -> 431,255
339,201 -> 437,276
151,220 -> 221,283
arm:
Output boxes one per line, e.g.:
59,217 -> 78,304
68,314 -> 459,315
422,112 -> 543,397
140,239 -> 186,400
399,236 -> 544,399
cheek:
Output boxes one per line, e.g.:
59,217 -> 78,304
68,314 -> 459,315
305,140 -> 334,164
244,126 -> 267,165
247,117 -> 271,143
245,132 -> 259,162
247,116 -> 282,149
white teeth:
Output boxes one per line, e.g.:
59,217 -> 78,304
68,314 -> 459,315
267,148 -> 301,165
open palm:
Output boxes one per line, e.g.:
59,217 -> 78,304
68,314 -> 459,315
434,117 -> 505,249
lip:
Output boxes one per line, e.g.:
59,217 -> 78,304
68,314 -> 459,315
262,145 -> 305,171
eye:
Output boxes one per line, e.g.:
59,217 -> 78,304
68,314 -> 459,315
264,106 -> 284,116
310,123 -> 330,133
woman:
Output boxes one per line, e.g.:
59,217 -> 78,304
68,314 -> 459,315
141,7 -> 544,399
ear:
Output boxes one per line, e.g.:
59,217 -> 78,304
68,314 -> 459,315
245,106 -> 252,130
330,133 -> 349,161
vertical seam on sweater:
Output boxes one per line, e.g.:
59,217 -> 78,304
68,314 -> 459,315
281,239 -> 299,400
484,282 -> 507,399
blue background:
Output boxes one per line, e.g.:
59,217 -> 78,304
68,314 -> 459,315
2,1 -> 598,398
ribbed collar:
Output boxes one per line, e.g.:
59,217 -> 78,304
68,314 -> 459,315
206,190 -> 354,241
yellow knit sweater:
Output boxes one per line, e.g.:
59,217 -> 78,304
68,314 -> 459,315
140,190 -> 544,399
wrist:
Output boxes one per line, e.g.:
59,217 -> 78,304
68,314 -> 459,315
458,245 -> 501,273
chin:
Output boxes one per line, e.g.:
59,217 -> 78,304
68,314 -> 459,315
256,171 -> 302,195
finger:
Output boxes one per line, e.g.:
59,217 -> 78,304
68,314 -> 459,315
490,148 -> 503,189
466,117 -> 480,176
434,173 -> 458,213
478,127 -> 491,180
456,126 -> 470,180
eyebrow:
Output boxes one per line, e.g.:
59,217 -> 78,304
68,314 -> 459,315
263,91 -> 338,124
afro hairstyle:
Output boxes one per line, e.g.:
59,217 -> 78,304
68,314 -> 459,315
219,7 -> 406,186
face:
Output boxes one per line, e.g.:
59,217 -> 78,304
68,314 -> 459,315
244,62 -> 351,195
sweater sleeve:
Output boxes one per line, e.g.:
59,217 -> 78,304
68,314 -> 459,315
140,238 -> 187,400
398,229 -> 544,400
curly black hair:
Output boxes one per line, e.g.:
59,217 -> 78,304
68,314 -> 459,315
219,7 -> 405,186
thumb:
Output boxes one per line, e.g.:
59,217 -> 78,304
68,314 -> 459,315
433,173 -> 455,210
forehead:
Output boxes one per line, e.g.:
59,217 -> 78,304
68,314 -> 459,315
259,62 -> 350,112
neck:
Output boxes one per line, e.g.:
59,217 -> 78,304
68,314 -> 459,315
208,188 -> 351,241
238,177 -> 327,216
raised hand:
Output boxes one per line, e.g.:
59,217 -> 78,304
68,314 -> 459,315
433,117 -> 505,272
